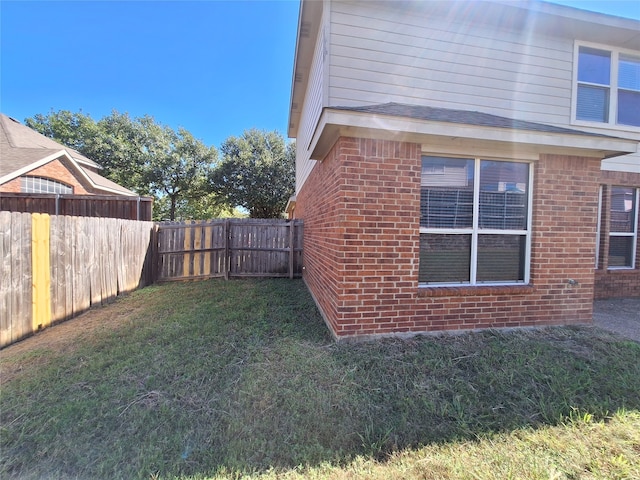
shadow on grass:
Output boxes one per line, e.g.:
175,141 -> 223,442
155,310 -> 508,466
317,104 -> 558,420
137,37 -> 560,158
1,279 -> 639,479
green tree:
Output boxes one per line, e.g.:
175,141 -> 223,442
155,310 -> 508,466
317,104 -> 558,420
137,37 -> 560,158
146,127 -> 218,221
24,110 -> 221,221
210,129 -> 295,218
25,110 -> 99,155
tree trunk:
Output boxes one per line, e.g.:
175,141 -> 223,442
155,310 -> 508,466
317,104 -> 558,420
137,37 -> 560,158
170,196 -> 177,221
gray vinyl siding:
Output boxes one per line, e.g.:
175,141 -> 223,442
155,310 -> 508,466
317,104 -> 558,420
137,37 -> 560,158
293,0 -> 639,189
327,1 -> 574,126
296,13 -> 328,193
602,153 -> 640,173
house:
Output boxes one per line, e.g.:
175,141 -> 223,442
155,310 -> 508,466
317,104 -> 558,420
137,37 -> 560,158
0,113 -> 135,196
287,0 -> 640,340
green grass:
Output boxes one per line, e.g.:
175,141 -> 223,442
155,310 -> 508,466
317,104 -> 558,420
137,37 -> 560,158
1,279 -> 639,479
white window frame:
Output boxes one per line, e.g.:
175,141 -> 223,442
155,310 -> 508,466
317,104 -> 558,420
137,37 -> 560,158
571,41 -> 640,131
419,157 -> 533,287
608,187 -> 639,270
595,185 -> 603,269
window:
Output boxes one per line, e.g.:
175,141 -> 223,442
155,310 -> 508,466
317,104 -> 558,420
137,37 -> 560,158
608,186 -> 638,269
575,44 -> 640,127
419,157 -> 531,285
20,176 -> 73,194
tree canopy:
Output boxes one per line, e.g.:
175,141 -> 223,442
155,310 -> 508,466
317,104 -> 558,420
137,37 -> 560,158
25,111 -> 295,220
25,110 -> 221,220
209,129 -> 295,218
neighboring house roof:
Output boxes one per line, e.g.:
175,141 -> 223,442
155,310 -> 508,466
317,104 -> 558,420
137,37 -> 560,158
0,113 -> 99,169
0,113 -> 135,196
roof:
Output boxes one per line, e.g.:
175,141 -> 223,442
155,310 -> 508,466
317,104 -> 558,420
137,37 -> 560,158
307,104 -> 639,162
333,103 -> 612,137
0,113 -> 135,196
0,114 -> 99,169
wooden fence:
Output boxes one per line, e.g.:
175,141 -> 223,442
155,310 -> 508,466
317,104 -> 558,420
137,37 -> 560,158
1,215 -> 304,349
0,193 -> 153,221
156,219 -> 303,281
0,212 -> 154,348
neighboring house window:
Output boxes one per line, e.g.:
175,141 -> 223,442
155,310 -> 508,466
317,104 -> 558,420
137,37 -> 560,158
608,186 -> 639,269
20,176 -> 73,194
419,157 -> 531,285
574,44 -> 640,127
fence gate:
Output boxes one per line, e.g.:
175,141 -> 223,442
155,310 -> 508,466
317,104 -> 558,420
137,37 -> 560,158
156,219 -> 303,282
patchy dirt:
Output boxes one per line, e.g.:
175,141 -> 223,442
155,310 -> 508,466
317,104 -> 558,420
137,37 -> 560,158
0,293 -> 150,384
2,294 -> 638,385
593,298 -> 640,343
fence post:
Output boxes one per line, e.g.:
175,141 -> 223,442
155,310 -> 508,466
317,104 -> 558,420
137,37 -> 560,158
224,219 -> 230,280
289,221 -> 294,279
150,223 -> 159,284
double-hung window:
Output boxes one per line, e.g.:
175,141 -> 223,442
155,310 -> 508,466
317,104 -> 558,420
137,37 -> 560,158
608,186 -> 639,269
419,157 -> 531,286
575,44 -> 640,127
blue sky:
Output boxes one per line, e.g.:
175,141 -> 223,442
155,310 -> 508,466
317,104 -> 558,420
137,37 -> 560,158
1,1 -> 639,149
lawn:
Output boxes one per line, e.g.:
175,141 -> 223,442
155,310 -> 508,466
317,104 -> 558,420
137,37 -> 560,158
1,279 -> 639,479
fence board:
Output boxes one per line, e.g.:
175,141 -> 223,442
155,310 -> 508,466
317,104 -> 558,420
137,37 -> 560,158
8,213 -> 33,344
1,214 -> 154,348
0,212 -> 12,346
156,219 -> 303,282
1,193 -> 153,221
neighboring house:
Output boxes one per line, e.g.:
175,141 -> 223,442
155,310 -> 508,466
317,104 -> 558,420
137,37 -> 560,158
0,113 -> 135,196
287,0 -> 640,340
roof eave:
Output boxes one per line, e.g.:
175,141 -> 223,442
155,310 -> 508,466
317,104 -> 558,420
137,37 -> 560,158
309,109 -> 639,161
0,149 -> 136,196
288,0 -> 324,139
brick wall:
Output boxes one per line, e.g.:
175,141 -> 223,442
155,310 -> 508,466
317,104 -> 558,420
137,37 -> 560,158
594,170 -> 640,299
0,158 -> 91,194
296,136 -> 607,340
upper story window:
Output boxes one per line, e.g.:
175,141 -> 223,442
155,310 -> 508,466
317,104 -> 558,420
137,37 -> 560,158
574,44 -> 640,128
419,157 -> 532,286
20,176 -> 73,194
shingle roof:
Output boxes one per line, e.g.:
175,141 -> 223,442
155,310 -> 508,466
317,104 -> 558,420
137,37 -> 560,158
333,102 -> 613,137
0,113 -> 134,195
0,114 -> 99,168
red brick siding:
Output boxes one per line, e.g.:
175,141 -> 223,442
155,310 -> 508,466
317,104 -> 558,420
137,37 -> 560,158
594,170 -> 640,299
296,137 -> 611,339
0,158 -> 91,194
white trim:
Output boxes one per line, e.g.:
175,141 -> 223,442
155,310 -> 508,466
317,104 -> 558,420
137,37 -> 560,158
0,150 -> 67,184
0,149 -> 135,196
311,109 -> 639,162
634,189 -> 639,269
595,185 -> 603,269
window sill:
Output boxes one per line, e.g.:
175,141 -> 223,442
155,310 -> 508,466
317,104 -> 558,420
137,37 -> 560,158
418,284 -> 534,297
571,119 -> 640,133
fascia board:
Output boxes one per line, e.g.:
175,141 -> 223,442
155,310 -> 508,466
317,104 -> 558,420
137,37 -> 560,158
0,149 -> 134,196
309,110 -> 639,161
71,160 -> 136,196
288,0 -> 324,138
0,150 -> 68,184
